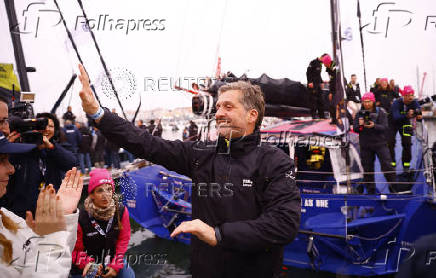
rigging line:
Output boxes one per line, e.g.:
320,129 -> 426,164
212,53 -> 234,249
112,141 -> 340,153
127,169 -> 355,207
51,0 -> 101,107
349,219 -> 403,241
297,179 -> 423,184
357,0 -> 368,92
297,168 -> 430,174
213,0 -> 229,76
75,0 -> 128,120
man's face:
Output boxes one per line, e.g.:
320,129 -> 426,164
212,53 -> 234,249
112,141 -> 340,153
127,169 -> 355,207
67,106 -> 72,112
351,76 -> 357,84
0,102 -> 10,136
363,100 -> 374,110
403,95 -> 414,105
0,154 -> 15,198
215,90 -> 257,139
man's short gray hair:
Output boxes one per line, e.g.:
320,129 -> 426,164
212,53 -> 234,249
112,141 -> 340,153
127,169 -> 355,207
218,81 -> 265,129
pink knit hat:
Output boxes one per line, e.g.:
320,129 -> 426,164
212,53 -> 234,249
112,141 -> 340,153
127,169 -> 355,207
380,78 -> 388,83
362,92 -> 375,102
88,168 -> 114,194
321,54 -> 332,66
400,85 -> 414,96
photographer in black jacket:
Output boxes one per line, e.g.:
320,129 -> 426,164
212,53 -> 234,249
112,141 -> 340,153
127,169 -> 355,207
388,85 -> 422,172
353,92 -> 396,194
78,64 -> 300,278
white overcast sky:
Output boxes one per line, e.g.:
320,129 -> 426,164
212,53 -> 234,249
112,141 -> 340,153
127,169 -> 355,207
1,0 -> 436,119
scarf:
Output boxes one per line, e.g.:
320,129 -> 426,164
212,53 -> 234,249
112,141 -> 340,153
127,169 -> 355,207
84,196 -> 116,221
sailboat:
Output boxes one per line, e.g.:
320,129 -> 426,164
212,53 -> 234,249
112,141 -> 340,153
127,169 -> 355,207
118,0 -> 436,276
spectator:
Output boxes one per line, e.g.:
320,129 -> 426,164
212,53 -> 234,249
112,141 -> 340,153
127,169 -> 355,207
306,54 -> 327,119
137,119 -> 146,129
77,122 -> 93,175
70,168 -> 134,278
62,106 -> 76,124
353,93 -> 396,194
370,78 -> 381,93
321,54 -> 338,125
106,140 -> 121,170
182,126 -> 189,141
388,85 -> 422,172
188,120 -> 198,141
346,74 -> 361,117
374,78 -> 399,114
0,138 -> 82,277
390,79 -> 400,95
91,127 -> 106,169
63,119 -> 82,156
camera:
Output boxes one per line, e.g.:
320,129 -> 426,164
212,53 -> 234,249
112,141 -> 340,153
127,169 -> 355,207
410,108 -> 422,118
358,110 -> 376,131
192,93 -> 216,116
9,117 -> 48,145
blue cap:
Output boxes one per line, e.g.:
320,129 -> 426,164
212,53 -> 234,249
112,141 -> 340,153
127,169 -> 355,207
0,132 -> 36,154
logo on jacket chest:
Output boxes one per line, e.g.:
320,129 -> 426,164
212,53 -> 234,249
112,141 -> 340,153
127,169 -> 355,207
242,179 -> 253,187
86,231 -> 99,237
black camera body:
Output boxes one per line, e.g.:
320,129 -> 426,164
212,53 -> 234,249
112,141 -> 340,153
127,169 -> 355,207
9,117 -> 48,145
358,109 -> 377,131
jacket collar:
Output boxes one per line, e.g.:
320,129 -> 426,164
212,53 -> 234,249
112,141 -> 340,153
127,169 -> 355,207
216,130 -> 261,156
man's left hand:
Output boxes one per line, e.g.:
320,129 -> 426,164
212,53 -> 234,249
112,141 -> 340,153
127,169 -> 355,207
170,219 -> 217,246
101,266 -> 117,278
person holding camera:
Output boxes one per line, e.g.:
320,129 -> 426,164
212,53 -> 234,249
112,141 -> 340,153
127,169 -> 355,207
70,168 -> 134,278
353,92 -> 396,194
0,96 -> 77,218
388,85 -> 422,171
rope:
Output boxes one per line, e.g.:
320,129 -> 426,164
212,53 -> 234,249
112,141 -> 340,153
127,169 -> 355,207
348,219 -> 403,241
297,179 -> 423,184
75,0 -> 128,120
297,168 -> 431,175
52,0 -> 101,106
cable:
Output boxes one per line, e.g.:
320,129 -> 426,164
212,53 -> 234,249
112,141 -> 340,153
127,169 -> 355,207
75,0 -> 128,120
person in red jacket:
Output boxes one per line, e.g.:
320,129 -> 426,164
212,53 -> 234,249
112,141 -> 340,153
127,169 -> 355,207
71,168 -> 135,278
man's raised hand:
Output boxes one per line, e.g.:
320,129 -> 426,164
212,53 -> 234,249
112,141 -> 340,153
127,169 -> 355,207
78,64 -> 99,115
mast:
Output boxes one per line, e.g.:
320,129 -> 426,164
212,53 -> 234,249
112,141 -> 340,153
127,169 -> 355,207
4,0 -> 30,91
330,0 -> 352,193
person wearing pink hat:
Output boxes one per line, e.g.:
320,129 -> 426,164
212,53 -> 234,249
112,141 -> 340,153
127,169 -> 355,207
387,85 -> 422,174
353,92 -> 396,194
373,77 -> 399,114
321,54 -> 339,125
71,168 -> 134,278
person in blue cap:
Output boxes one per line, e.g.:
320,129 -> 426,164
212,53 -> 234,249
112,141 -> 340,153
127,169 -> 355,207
0,131 -> 83,276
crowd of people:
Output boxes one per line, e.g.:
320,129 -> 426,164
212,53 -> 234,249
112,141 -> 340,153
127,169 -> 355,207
306,54 -> 423,194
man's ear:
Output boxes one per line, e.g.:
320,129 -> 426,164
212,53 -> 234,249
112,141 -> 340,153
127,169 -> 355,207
248,109 -> 258,125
